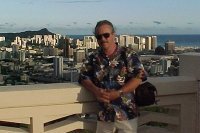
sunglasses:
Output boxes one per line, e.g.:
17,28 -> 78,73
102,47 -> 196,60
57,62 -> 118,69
95,33 -> 111,40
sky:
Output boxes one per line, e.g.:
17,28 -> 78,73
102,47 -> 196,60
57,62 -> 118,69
0,0 -> 200,35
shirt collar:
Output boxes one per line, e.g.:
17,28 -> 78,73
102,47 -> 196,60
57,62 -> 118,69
99,43 -> 121,59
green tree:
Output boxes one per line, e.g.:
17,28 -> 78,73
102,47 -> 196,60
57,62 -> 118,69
155,46 -> 165,55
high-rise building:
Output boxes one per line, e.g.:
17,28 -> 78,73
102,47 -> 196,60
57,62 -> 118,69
150,62 -> 164,75
53,56 -> 63,79
49,48 -> 58,56
0,51 -> 6,60
75,49 -> 86,63
12,44 -> 19,58
43,35 -> 56,46
145,36 -> 152,50
62,37 -> 70,58
21,39 -> 27,49
43,47 -> 58,56
63,43 -> 74,58
84,36 -> 98,50
75,39 -> 84,49
140,37 -> 146,50
134,36 -> 141,50
0,36 -> 5,42
119,35 -> 134,47
15,36 -> 21,46
151,36 -> 157,49
160,58 -> 171,73
165,41 -> 175,54
19,50 -> 26,62
33,35 -> 42,44
43,47 -> 50,56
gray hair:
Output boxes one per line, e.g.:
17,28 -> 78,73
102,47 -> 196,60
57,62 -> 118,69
93,20 -> 116,35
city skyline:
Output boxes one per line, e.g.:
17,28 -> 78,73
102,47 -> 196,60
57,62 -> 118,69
0,0 -> 200,35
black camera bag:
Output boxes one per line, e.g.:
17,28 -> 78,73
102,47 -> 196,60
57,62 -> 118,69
134,82 -> 158,107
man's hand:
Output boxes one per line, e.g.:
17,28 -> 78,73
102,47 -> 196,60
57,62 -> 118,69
94,88 -> 122,103
136,69 -> 147,81
107,89 -> 120,101
94,89 -> 110,103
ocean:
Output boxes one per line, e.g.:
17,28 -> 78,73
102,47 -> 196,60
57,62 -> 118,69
156,34 -> 200,47
68,34 -> 200,47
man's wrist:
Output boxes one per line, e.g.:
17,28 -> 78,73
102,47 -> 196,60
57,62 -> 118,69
135,74 -> 141,79
118,89 -> 124,97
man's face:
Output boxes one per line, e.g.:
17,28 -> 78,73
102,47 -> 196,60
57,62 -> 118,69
95,24 -> 115,49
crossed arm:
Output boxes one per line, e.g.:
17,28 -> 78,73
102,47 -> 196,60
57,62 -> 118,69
80,69 -> 144,103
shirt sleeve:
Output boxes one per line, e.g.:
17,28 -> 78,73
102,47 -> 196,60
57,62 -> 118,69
127,52 -> 147,82
78,53 -> 94,83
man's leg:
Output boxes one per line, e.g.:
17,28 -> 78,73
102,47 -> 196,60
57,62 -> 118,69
96,121 -> 115,133
115,118 -> 138,133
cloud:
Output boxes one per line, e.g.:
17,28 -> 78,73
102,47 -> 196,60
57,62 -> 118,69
0,23 -> 16,28
55,0 -> 102,4
153,21 -> 162,25
187,22 -> 193,25
167,26 -> 177,29
19,0 -> 34,5
20,0 -> 103,5
0,25 -> 5,30
10,24 -> 16,27
129,21 -> 133,24
73,22 -> 77,25
86,23 -> 92,25
0,23 -> 6,30
48,26 -> 93,35
45,23 -> 51,27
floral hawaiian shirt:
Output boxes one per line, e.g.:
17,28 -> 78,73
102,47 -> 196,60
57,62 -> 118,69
79,43 -> 147,122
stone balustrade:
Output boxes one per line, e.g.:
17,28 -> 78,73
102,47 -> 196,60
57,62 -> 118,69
0,53 -> 199,133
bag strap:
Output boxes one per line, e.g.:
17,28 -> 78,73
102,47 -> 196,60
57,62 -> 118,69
121,48 -> 128,67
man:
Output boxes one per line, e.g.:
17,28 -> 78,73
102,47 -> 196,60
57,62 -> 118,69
79,20 -> 147,133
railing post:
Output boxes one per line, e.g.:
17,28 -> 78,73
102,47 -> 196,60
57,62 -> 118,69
30,116 -> 44,133
179,53 -> 200,133
197,80 -> 200,133
179,94 -> 197,133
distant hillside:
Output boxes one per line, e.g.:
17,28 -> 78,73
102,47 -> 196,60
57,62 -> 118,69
0,28 -> 55,41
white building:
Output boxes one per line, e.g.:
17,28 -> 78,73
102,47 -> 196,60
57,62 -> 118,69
145,36 -> 152,50
151,36 -> 157,49
0,36 -> 5,42
84,36 -> 98,50
119,35 -> 134,47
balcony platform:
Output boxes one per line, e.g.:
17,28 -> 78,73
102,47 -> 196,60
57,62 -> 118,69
0,53 -> 199,133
